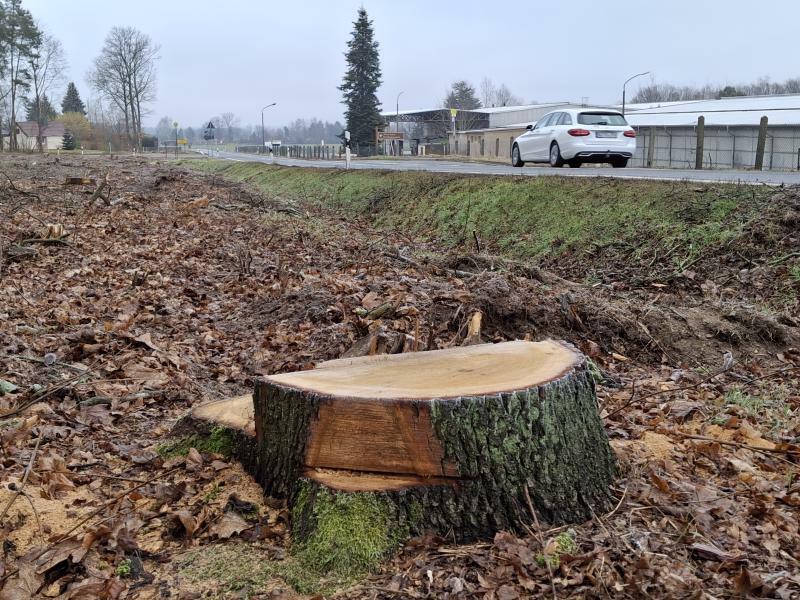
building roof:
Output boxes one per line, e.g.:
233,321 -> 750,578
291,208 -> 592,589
382,102 -> 577,119
15,120 -> 66,137
624,94 -> 800,127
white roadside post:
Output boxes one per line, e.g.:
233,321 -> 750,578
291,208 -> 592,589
450,108 -> 457,155
345,130 -> 351,169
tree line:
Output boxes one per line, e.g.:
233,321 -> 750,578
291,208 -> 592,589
0,0 -> 159,152
631,76 -> 800,104
151,115 -> 345,147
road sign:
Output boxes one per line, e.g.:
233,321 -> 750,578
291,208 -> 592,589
377,131 -> 403,141
450,108 -> 458,118
178,138 -> 188,145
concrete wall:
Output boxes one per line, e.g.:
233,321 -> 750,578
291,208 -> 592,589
450,127 -> 527,162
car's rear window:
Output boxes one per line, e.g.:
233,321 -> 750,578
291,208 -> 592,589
578,112 -> 628,126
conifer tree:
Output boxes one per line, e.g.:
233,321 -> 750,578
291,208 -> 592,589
61,82 -> 86,114
338,8 -> 382,150
61,129 -> 76,150
25,94 -> 57,121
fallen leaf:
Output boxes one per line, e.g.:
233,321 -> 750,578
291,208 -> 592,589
210,511 -> 251,539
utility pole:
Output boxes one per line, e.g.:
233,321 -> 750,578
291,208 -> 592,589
261,103 -> 277,154
622,71 -> 650,116
395,91 -> 404,156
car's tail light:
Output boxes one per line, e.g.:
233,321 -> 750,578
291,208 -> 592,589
623,130 -> 636,138
567,129 -> 590,136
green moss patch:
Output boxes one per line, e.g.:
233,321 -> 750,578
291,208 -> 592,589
178,542 -> 352,598
156,425 -> 235,458
291,482 -> 407,581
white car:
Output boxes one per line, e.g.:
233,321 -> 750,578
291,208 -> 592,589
511,108 -> 636,168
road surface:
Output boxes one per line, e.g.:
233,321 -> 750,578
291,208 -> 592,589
196,149 -> 800,185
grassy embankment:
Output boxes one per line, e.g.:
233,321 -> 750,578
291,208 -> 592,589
188,159 -> 775,267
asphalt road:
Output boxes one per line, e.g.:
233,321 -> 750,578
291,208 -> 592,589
196,149 -> 800,185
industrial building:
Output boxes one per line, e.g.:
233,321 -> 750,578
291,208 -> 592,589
384,94 -> 800,170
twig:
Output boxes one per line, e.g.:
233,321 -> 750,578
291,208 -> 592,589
14,355 -> 90,372
0,435 -> 42,525
605,367 -> 727,420
1,171 -> 40,201
524,484 -> 557,600
36,466 -> 180,555
21,490 -> 44,543
0,361 -> 95,421
676,432 -> 799,457
9,278 -> 36,307
21,237 -> 70,246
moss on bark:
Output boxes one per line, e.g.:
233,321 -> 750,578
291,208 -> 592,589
291,478 -> 409,578
429,362 -> 615,530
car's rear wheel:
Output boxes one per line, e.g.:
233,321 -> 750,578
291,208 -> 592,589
568,159 -> 582,168
611,157 -> 628,168
549,143 -> 564,167
511,144 -> 524,167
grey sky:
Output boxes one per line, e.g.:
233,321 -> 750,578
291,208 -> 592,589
26,0 -> 800,129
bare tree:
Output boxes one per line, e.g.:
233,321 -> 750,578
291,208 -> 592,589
219,112 -> 239,142
87,26 -> 159,149
480,77 -> 524,108
479,77 -> 496,108
27,32 -> 66,152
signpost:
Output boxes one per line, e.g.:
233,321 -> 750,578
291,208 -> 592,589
377,131 -> 403,141
203,121 -> 215,156
173,121 -> 179,158
345,130 -> 351,169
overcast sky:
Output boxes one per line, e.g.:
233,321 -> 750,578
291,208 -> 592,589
26,0 -> 800,129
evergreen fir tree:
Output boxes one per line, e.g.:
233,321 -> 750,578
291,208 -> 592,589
338,8 -> 382,150
61,82 -> 86,115
61,129 -> 76,150
25,94 -> 58,121
443,81 -> 481,110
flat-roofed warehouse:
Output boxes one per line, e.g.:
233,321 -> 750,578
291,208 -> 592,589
382,103 -> 577,157
625,94 -> 800,170
386,94 -> 800,170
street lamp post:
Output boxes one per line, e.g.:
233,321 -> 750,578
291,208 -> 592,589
261,103 -> 277,154
622,71 -> 650,116
395,91 -> 404,156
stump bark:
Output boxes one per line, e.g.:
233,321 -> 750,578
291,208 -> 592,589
252,340 -> 615,542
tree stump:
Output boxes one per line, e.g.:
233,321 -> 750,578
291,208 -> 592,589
253,340 -> 615,540
182,340 -> 615,568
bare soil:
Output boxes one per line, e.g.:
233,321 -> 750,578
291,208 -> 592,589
0,155 -> 798,599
